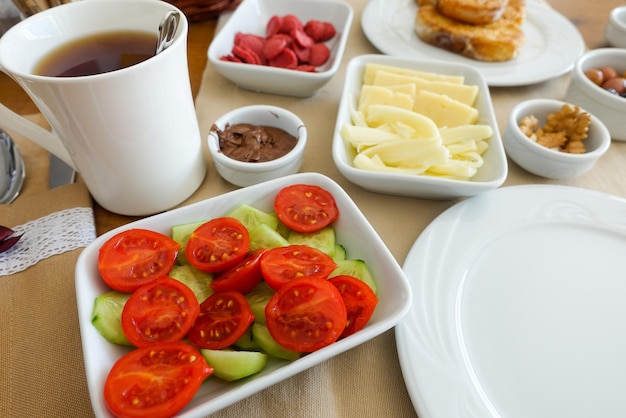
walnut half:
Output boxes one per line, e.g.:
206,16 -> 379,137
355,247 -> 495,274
518,104 -> 591,154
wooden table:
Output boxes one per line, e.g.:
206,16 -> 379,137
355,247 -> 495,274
1,0 -> 624,236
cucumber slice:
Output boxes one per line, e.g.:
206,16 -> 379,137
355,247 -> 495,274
249,222 -> 290,251
91,291 -> 132,346
275,216 -> 291,239
200,349 -> 268,381
233,327 -> 261,351
252,323 -> 300,361
171,220 -> 205,265
287,226 -> 336,257
245,281 -> 275,324
329,259 -> 378,294
332,244 -> 347,262
169,264 -> 214,303
227,204 -> 279,231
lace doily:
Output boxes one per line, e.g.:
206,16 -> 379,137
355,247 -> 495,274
0,207 -> 96,276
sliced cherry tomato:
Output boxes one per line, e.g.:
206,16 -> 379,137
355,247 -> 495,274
274,184 -> 339,233
265,276 -> 347,352
104,341 -> 213,418
185,217 -> 250,273
210,248 -> 267,294
98,228 -> 180,292
329,275 -> 378,338
187,290 -> 254,349
121,276 -> 200,347
260,244 -> 338,290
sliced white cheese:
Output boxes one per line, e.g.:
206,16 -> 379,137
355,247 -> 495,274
426,160 -> 479,180
359,137 -> 449,168
353,153 -> 430,175
413,91 -> 478,128
381,83 -> 418,97
372,71 -> 478,106
358,85 -> 414,117
341,124 -> 399,152
439,125 -> 493,145
362,62 -> 465,85
365,104 -> 440,139
348,94 -> 368,127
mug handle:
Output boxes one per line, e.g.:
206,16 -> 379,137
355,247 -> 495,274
0,102 -> 76,170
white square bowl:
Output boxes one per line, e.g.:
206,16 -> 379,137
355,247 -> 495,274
332,54 -> 508,199
75,172 -> 412,417
208,0 -> 353,97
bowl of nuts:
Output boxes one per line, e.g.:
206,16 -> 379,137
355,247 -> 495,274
503,99 -> 611,179
564,48 -> 626,141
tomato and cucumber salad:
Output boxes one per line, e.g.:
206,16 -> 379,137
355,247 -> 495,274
98,228 -> 180,292
185,217 -> 250,273
121,276 -> 199,347
210,248 -> 267,293
265,277 -> 347,352
260,244 -> 337,290
188,291 -> 255,350
274,184 -> 339,233
103,341 -> 213,418
328,275 -> 378,338
93,183 -> 378,418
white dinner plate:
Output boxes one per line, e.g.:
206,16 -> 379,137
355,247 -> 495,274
396,185 -> 626,418
361,0 -> 585,86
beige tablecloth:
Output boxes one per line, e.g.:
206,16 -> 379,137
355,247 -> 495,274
190,1 -> 626,417
3,0 -> 626,417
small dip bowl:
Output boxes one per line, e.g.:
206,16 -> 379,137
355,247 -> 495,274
503,99 -> 610,179
208,105 -> 307,187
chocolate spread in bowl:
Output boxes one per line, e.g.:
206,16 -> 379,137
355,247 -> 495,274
212,123 -> 298,162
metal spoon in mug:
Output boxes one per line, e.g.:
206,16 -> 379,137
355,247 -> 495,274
156,10 -> 180,55
0,129 -> 25,204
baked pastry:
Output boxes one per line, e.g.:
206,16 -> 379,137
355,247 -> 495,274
435,0 -> 509,25
414,0 -> 526,62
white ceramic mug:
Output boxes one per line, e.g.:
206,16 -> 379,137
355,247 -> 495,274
0,0 -> 206,216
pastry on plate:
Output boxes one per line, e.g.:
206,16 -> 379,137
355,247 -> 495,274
435,0 -> 509,25
414,0 -> 526,62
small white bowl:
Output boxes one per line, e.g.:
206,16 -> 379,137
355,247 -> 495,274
503,99 -> 611,179
605,6 -> 626,48
332,54 -> 508,200
564,48 -> 626,141
208,0 -> 353,97
208,105 -> 307,187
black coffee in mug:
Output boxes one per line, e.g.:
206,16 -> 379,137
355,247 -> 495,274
34,30 -> 157,77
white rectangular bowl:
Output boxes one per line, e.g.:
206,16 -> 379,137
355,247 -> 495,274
332,54 -> 508,199
208,0 -> 353,97
75,172 -> 412,417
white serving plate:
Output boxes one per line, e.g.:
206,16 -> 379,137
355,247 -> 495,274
208,0 -> 353,97
397,184 -> 626,417
76,172 -> 412,417
332,54 -> 508,200
361,0 -> 585,87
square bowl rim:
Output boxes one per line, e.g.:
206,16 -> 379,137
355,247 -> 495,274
75,172 -> 412,417
207,0 -> 354,95
332,54 -> 508,199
